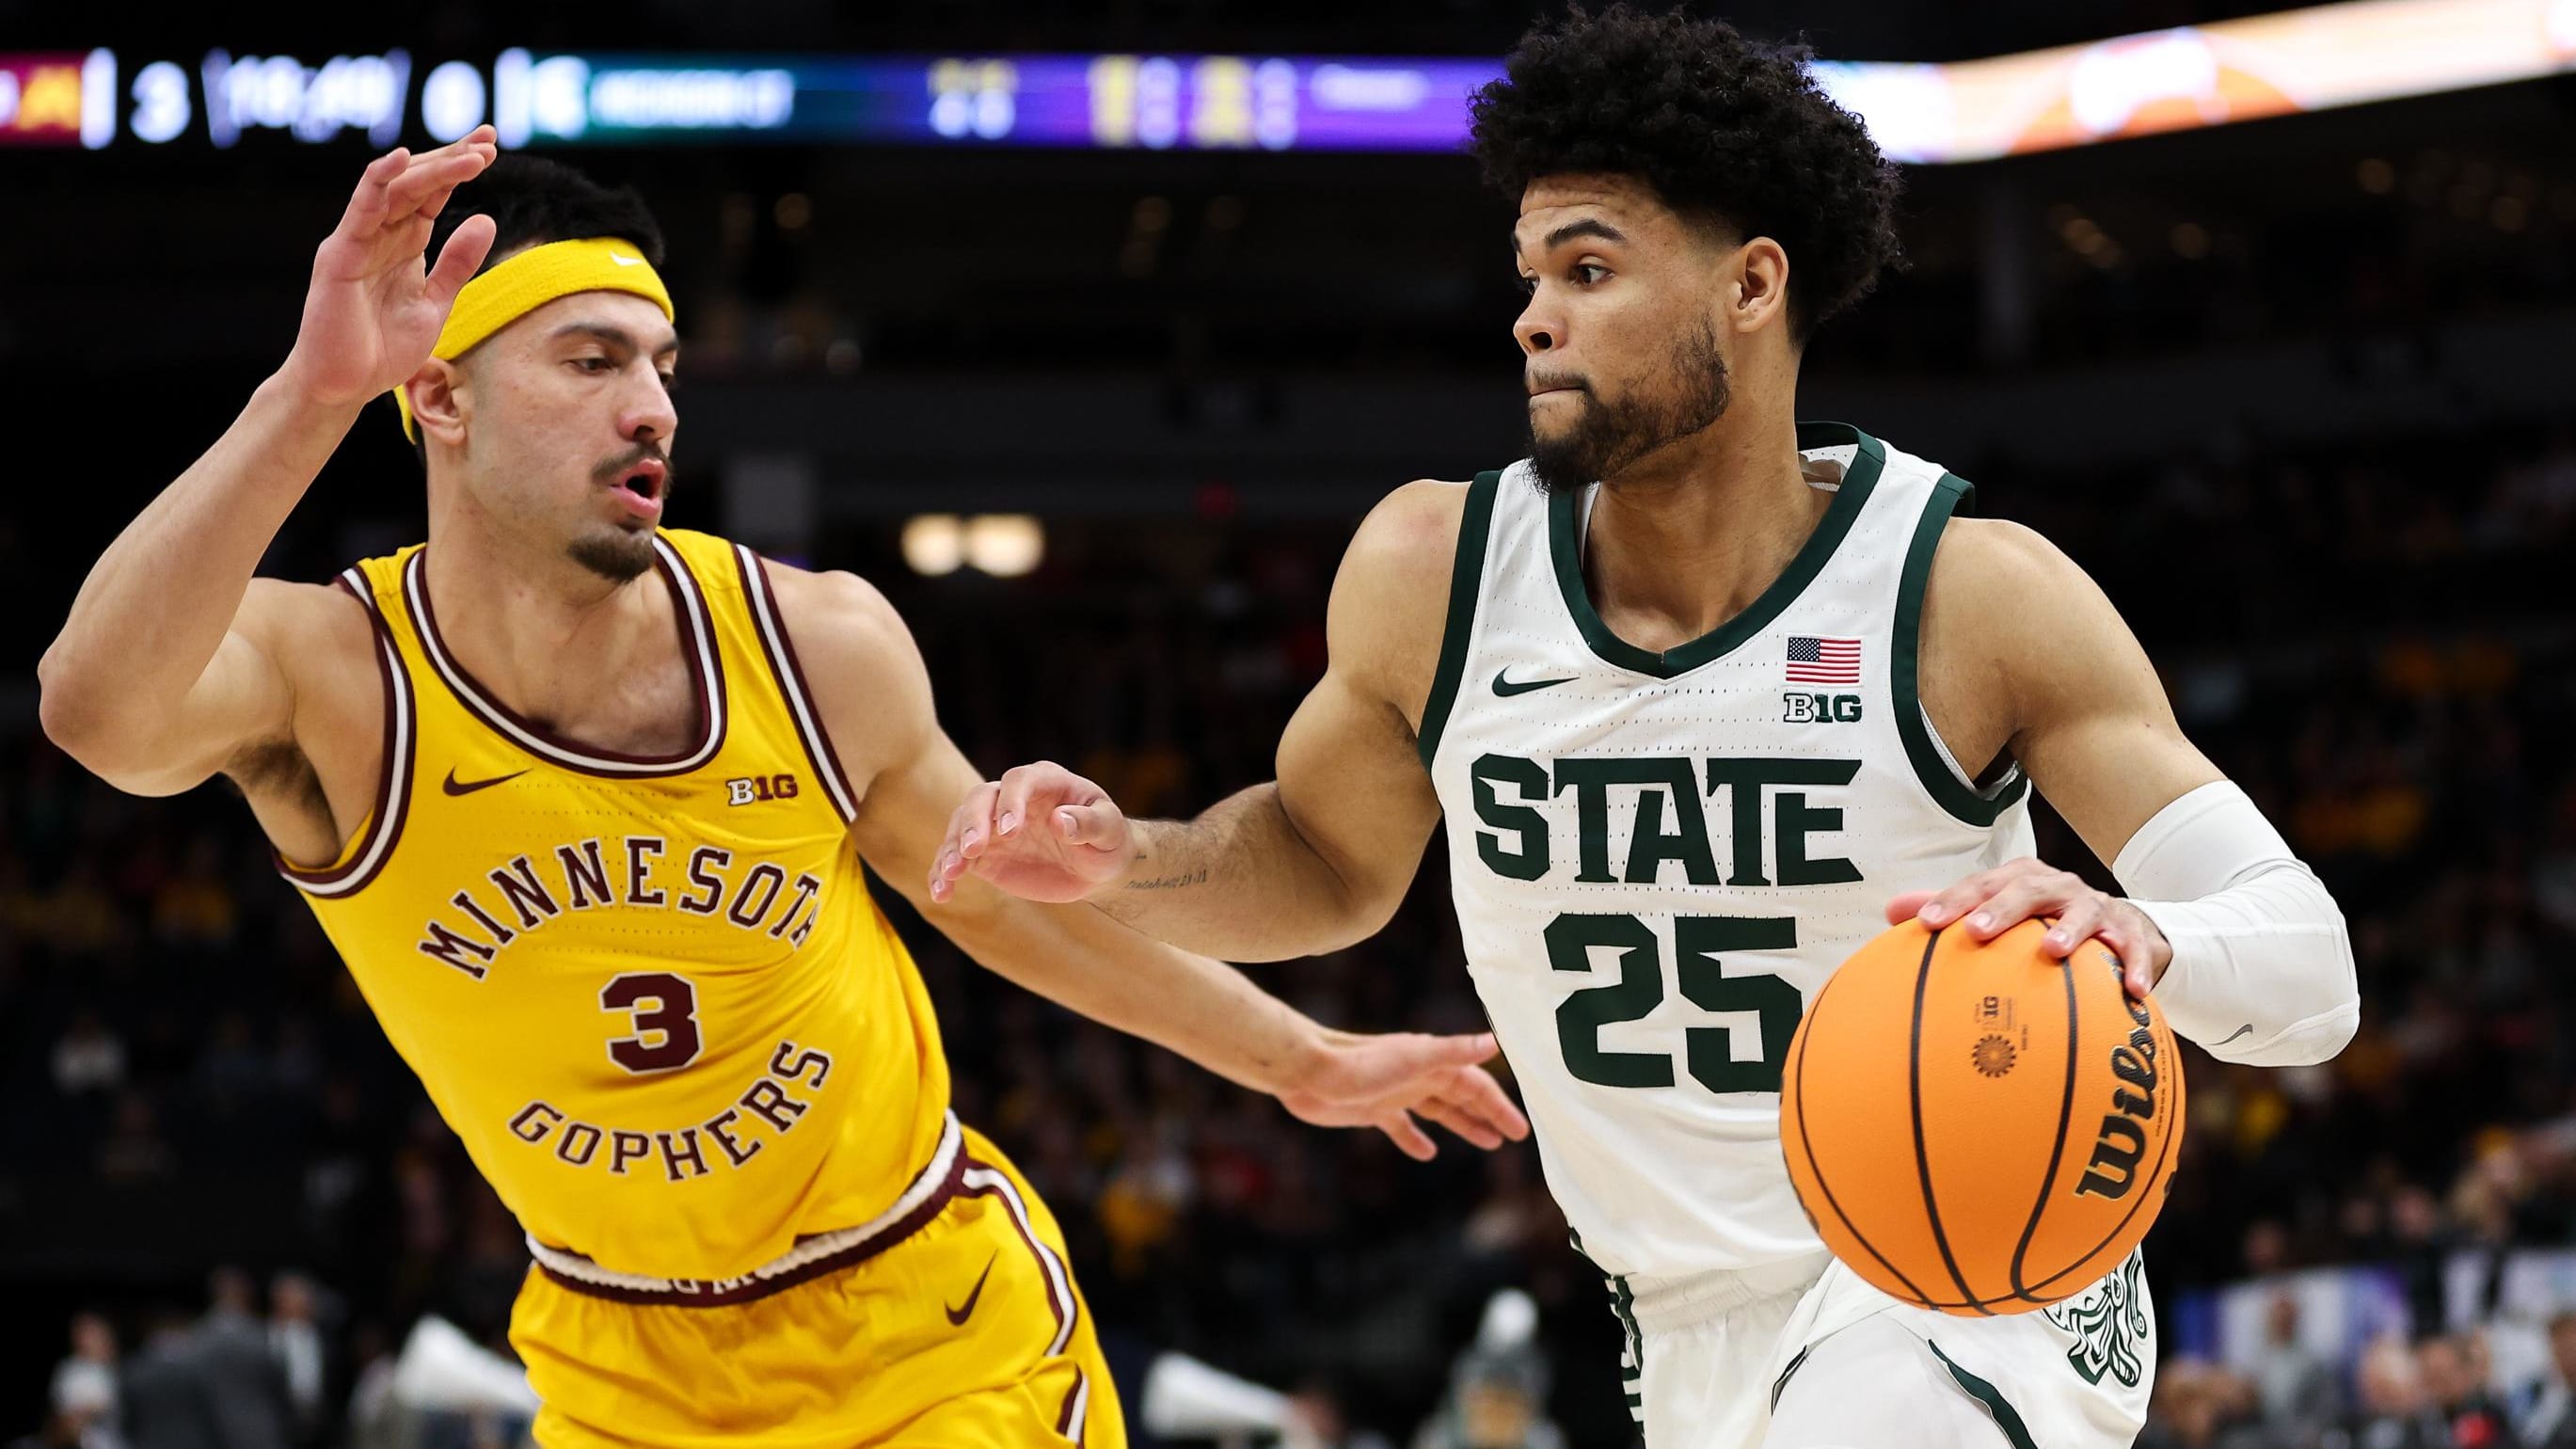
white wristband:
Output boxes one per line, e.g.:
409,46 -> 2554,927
2113,782 -> 2358,1067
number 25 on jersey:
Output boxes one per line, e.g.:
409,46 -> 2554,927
1550,914 -> 1803,1094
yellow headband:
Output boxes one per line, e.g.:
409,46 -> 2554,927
394,237 -> 676,439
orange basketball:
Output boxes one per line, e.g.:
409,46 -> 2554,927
1780,918 -> 2184,1316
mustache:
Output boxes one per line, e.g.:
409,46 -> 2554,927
592,441 -> 674,488
1526,372 -> 1590,395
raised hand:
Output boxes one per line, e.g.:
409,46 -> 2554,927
1275,1029 -> 1532,1161
279,125 -> 500,410
930,760 -> 1134,904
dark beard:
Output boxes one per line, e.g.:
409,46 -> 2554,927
1528,320 -> 1731,495
568,532 -> 657,582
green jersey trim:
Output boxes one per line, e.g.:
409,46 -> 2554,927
1568,1228 -> 1645,1418
1770,1345 -> 1814,1411
1546,422 -> 1885,679
1893,473 -> 2030,825
1416,471 -> 1503,771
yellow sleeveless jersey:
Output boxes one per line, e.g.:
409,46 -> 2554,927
279,528 -> 952,1284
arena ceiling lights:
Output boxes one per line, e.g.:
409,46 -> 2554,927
10,0 -> 2576,162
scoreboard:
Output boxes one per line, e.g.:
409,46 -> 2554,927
0,48 -> 1489,154
9,0 -> 2576,164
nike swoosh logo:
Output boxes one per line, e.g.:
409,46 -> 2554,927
2215,1024 -> 2254,1045
1492,668 -> 1576,697
610,252 -> 645,266
442,768 -> 530,797
946,1251 -> 998,1326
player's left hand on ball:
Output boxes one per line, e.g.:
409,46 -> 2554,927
1884,857 -> 2171,999
1275,1029 -> 1531,1162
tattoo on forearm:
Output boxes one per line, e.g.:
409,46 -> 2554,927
1125,868 -> 1210,891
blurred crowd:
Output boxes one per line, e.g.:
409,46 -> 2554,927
651,146 -> 2576,392
1,411 -> 2570,1447
23,1271 -> 333,1449
2142,1301 -> 2576,1449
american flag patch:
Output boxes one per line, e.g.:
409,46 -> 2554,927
1785,635 -> 1861,685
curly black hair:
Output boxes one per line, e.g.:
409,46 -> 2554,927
1469,4 -> 1903,342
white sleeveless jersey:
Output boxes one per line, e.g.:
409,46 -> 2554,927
1422,422 -> 2035,1282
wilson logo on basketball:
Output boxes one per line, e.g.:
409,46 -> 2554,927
2075,956 -> 2165,1202
726,774 -> 800,806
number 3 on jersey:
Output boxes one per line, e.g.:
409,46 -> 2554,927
601,972 -> 702,1074
1549,914 -> 1802,1093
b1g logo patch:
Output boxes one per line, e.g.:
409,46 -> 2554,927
1781,692 -> 1863,724
726,774 -> 801,805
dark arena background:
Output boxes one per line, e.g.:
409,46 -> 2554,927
6,1 -> 2576,1445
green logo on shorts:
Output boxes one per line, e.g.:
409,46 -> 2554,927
2043,1253 -> 2150,1389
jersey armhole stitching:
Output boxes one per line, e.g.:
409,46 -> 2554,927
277,569 -> 417,896
732,545 -> 863,825
1893,474 -> 2030,827
1917,700 -> 2021,801
1414,471 -> 1503,772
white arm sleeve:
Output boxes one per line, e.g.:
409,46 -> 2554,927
2113,780 -> 2359,1067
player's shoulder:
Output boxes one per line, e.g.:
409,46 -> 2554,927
1341,477 -> 1478,597
239,575 -> 377,673
242,571 -> 373,624
1923,515 -> 2122,661
746,552 -> 914,669
1929,513 -> 2099,604
1324,479 -> 1484,706
1932,514 -> 2075,579
741,553 -> 933,781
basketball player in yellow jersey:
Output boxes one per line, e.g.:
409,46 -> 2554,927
39,131 -> 1528,1448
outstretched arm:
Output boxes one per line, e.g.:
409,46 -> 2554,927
768,559 -> 1527,1159
930,481 -> 1467,963
1889,518 -> 2357,1067
41,132 -> 498,797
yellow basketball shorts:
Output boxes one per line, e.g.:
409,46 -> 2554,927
510,1119 -> 1125,1448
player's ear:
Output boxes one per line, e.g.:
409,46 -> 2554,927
406,358 -> 469,451
1730,237 -> 1791,336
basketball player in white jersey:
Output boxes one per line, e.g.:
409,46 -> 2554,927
934,9 -> 2360,1447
